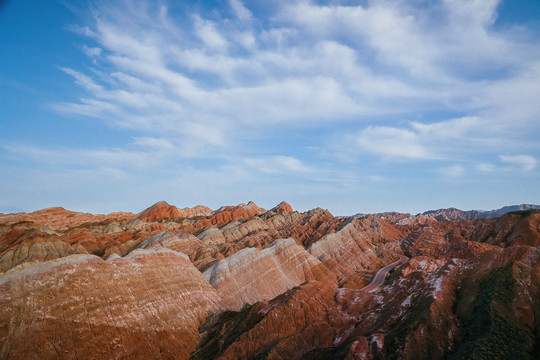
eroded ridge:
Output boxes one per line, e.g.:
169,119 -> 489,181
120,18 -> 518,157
1,203 -> 538,359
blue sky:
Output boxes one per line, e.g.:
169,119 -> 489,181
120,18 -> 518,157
1,0 -> 539,215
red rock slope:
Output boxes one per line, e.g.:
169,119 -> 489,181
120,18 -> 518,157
0,204 -> 538,359
0,249 -> 221,359
203,238 -> 337,310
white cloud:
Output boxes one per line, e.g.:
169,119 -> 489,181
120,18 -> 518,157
477,155 -> 538,173
438,164 -> 465,177
53,0 -> 539,159
96,21 -> 162,65
53,98 -> 122,118
133,137 -> 175,151
111,72 -> 161,93
193,16 -> 229,52
34,0 -> 538,211
368,175 -> 387,182
82,44 -> 102,58
242,156 -> 313,174
229,0 -> 253,23
350,126 -> 431,160
477,163 -> 496,172
500,155 -> 537,172
474,62 -> 540,131
411,117 -> 482,139
3,0 -> 540,216
278,0 -> 512,81
61,67 -> 104,93
0,138 -> 181,172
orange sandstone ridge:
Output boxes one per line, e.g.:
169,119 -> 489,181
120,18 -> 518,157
135,200 -> 213,222
0,202 -> 538,359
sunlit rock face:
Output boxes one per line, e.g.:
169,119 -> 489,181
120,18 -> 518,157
203,238 -> 337,311
271,201 -> 293,214
135,200 -> 213,222
0,250 -> 222,359
307,216 -> 404,283
1,204 -> 538,359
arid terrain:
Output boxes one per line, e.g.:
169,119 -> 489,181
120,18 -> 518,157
1,201 -> 538,359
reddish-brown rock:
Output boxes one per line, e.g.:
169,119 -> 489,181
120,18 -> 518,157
482,210 -> 540,247
270,201 -> 293,213
134,201 -> 211,223
0,236 -> 87,272
192,280 -> 346,360
178,205 -> 213,218
0,249 -> 222,359
308,217 -> 403,283
397,213 -> 438,226
135,200 -> 183,222
207,201 -> 264,225
1,202 -> 539,359
194,245 -> 539,360
0,207 -> 133,230
203,238 -> 337,310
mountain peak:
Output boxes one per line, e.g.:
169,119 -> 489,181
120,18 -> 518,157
271,201 -> 293,213
135,201 -> 181,222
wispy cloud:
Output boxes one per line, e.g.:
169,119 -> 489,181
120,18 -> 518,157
478,154 -> 538,173
53,0 -> 538,159
1,139 -> 174,171
82,44 -> 102,58
229,0 -> 253,23
242,156 -> 313,175
194,16 -> 230,52
438,165 -> 466,178
345,126 -> 431,161
500,155 -> 537,172
2,0 -> 539,213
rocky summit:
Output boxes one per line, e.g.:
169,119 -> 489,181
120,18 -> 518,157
1,202 -> 539,359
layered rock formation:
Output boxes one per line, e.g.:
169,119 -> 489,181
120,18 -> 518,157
0,202 -> 538,359
307,216 -> 404,285
193,242 -> 539,360
135,201 -> 212,222
0,206 -> 133,230
135,200 -> 183,221
203,238 -> 336,310
0,249 -> 221,359
271,201 -> 294,213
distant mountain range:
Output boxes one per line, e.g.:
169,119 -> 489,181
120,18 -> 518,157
360,204 -> 540,221
422,204 -> 540,220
